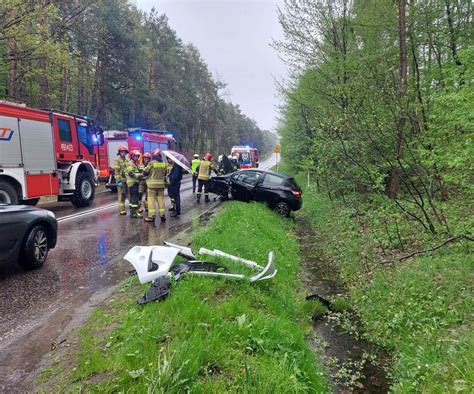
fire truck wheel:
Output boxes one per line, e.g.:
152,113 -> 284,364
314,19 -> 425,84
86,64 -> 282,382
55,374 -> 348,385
20,225 -> 49,270
71,171 -> 95,207
0,180 -> 20,205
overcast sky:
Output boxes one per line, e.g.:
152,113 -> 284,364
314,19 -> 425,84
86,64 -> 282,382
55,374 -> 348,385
134,0 -> 286,131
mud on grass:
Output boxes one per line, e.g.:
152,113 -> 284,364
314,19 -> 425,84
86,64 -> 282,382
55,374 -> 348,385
38,202 -> 329,392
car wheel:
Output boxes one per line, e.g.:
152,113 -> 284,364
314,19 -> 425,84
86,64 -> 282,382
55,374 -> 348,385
20,225 -> 49,270
274,201 -> 291,217
0,180 -> 20,204
71,171 -> 95,207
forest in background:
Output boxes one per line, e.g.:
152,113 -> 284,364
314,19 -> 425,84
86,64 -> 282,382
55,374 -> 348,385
276,0 -> 472,235
0,0 -> 277,155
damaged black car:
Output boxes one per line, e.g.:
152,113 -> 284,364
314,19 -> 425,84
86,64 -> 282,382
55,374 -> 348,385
209,169 -> 302,217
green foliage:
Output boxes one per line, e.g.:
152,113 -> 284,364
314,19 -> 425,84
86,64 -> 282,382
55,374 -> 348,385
39,202 -> 329,392
0,1 -> 276,155
296,177 -> 473,393
276,0 -> 473,234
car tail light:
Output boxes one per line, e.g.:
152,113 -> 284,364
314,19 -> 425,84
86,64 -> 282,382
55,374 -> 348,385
291,190 -> 302,199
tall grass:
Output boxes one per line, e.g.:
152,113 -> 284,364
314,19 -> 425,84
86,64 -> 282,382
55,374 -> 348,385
41,202 -> 329,392
293,170 -> 473,393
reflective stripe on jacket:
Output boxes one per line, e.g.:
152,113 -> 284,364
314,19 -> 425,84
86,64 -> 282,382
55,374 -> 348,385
144,161 -> 167,189
197,160 -> 212,180
125,160 -> 141,187
191,159 -> 200,174
113,157 -> 127,182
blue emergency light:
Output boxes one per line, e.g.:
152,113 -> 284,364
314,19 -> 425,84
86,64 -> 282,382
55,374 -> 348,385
136,135 -> 142,141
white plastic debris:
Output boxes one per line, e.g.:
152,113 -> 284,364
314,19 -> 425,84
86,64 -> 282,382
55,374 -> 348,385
199,248 -> 263,270
124,246 -> 180,284
164,241 -> 196,259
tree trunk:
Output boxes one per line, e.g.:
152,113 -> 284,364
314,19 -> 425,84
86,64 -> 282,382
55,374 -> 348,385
389,0 -> 408,198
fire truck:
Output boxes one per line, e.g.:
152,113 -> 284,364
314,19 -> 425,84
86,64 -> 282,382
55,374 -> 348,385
0,101 -> 104,206
231,145 -> 260,169
99,128 -> 176,191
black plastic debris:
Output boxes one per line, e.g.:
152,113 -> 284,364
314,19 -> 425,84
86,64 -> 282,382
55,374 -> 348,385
138,261 -> 229,305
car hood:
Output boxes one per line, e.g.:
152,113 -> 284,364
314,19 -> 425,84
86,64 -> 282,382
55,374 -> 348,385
0,204 -> 47,213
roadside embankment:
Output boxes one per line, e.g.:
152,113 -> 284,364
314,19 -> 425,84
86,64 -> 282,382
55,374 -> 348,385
293,170 -> 473,393
39,201 -> 329,392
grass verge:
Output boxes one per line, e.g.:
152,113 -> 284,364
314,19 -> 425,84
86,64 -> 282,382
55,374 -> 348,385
291,167 -> 473,393
40,201 -> 328,392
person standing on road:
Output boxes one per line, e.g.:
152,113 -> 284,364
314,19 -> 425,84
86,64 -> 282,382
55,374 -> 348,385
113,145 -> 129,216
138,152 -> 151,214
125,150 -> 143,218
143,149 -> 167,223
168,161 -> 184,218
191,153 -> 200,193
196,153 -> 214,203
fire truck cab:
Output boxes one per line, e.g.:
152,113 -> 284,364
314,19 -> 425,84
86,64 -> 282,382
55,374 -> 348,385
0,101 -> 104,207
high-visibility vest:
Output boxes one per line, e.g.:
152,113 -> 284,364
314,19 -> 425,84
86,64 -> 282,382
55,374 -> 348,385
198,160 -> 212,180
113,157 -> 127,182
145,161 -> 167,189
191,159 -> 200,174
125,160 -> 141,187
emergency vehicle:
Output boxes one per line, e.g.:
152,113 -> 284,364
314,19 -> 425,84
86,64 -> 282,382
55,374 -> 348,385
231,146 -> 260,169
100,128 -> 176,191
0,101 -> 104,207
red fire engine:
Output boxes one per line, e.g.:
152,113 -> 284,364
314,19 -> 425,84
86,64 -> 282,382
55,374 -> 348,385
98,128 -> 176,191
0,101 -> 104,206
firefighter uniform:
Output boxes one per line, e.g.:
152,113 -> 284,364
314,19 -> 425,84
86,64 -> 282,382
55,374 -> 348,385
113,156 -> 128,215
125,156 -> 142,218
191,157 -> 200,193
196,158 -> 213,202
138,163 -> 147,213
144,160 -> 168,222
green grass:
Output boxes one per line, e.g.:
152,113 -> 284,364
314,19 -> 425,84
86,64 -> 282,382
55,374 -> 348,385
41,202 -> 329,392
293,171 -> 473,393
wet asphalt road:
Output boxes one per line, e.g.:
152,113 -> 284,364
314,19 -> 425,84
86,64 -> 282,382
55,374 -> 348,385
0,159 -> 274,391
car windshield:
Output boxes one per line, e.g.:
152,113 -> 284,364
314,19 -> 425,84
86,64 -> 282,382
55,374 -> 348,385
237,171 -> 260,186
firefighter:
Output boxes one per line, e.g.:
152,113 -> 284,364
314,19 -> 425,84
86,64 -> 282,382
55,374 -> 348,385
191,154 -> 200,193
168,160 -> 183,218
196,152 -> 214,203
143,149 -> 167,222
125,150 -> 143,218
217,155 -> 225,175
138,152 -> 151,214
113,145 -> 129,215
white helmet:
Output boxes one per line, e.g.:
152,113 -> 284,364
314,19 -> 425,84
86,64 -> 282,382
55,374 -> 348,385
193,153 -> 199,158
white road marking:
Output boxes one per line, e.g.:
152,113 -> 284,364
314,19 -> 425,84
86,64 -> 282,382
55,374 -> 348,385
57,202 -> 118,223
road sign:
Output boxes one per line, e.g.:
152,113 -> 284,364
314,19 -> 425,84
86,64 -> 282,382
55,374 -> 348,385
273,144 -> 281,154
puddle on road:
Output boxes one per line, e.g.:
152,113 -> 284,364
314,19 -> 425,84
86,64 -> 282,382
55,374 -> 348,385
297,219 -> 391,393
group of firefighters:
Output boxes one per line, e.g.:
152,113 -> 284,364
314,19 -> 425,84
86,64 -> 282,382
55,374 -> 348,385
113,145 -> 239,222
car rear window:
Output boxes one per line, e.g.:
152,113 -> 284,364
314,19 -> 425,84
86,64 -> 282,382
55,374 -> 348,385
284,178 -> 300,189
262,173 -> 284,186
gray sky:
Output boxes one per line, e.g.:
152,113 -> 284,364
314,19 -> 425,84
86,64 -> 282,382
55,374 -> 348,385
134,0 -> 286,131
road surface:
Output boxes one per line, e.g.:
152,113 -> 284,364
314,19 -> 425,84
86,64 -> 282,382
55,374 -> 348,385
0,158 -> 274,391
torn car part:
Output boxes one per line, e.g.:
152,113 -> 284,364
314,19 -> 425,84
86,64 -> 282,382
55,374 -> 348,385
163,241 -> 196,259
123,245 -> 180,284
199,248 -> 263,270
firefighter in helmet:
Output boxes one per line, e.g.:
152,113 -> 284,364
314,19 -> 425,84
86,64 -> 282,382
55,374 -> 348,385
125,150 -> 143,218
191,153 -> 200,193
113,144 -> 129,215
142,149 -> 167,222
138,152 -> 151,214
196,152 -> 215,203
